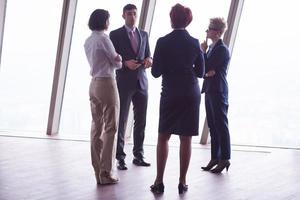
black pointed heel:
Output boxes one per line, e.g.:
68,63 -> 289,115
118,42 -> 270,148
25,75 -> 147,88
211,160 -> 230,173
150,182 -> 164,194
201,159 -> 218,171
178,183 -> 188,194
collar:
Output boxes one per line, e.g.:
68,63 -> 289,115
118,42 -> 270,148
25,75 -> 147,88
210,39 -> 222,49
173,28 -> 185,30
124,25 -> 137,33
92,30 -> 105,35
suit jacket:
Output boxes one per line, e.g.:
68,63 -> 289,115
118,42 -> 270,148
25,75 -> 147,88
110,26 -> 151,91
201,39 -> 230,95
151,29 -> 205,96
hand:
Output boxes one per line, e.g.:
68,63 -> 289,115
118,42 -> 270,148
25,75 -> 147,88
143,57 -> 153,68
124,59 -> 141,70
114,54 -> 122,62
205,70 -> 216,77
201,40 -> 208,53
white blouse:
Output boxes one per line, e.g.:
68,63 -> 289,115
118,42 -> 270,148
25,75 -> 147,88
84,31 -> 121,78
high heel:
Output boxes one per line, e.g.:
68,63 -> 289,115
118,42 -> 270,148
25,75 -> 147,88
210,160 -> 230,173
178,183 -> 188,194
150,182 -> 164,194
201,159 -> 218,171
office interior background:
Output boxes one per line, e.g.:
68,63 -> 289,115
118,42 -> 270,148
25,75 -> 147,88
0,0 -> 299,149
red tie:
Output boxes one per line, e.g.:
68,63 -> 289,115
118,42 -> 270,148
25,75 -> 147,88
129,30 -> 138,54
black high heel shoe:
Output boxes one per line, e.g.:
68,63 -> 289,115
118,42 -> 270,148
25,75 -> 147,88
178,183 -> 188,194
150,182 -> 164,194
210,160 -> 230,173
201,159 -> 218,171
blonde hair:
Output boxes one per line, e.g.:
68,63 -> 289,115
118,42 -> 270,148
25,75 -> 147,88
209,17 -> 227,35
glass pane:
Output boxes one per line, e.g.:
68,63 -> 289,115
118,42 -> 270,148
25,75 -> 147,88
148,1 -> 231,144
0,0 -> 62,134
60,1 -> 142,138
228,0 -> 300,148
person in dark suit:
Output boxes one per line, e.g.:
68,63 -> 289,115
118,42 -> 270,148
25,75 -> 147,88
150,4 -> 205,194
200,17 -> 231,173
110,4 -> 152,170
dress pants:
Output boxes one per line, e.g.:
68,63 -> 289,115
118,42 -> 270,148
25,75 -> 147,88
116,81 -> 148,161
205,93 -> 231,160
89,78 -> 119,177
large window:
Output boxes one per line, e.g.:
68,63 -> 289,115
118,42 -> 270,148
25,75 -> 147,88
147,1 -> 231,144
1,1 -> 298,149
59,1 -> 142,138
0,0 -> 62,134
228,0 -> 300,148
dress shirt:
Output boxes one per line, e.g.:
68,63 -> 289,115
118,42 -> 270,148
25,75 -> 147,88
84,31 -> 122,78
124,25 -> 139,48
207,40 -> 219,58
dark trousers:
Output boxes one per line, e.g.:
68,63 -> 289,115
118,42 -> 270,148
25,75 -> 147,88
116,81 -> 148,161
205,93 -> 231,160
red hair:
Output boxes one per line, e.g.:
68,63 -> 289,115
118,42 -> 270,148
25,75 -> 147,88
170,4 -> 193,29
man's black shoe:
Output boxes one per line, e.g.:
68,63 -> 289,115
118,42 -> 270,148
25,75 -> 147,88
132,158 -> 151,167
117,160 -> 127,170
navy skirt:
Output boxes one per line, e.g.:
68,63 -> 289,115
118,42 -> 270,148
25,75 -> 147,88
158,93 -> 200,136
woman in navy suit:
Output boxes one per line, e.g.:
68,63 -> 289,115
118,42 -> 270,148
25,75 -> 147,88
200,17 -> 231,173
150,4 -> 205,194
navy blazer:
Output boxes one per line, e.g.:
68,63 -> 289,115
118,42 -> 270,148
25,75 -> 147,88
110,26 -> 151,91
151,30 -> 205,96
201,39 -> 230,95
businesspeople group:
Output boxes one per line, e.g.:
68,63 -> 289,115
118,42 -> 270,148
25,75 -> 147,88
84,2 -> 231,193
84,4 -> 152,185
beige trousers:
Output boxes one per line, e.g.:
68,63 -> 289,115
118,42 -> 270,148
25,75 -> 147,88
89,77 -> 119,177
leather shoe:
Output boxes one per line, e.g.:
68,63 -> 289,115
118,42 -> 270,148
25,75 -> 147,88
99,172 -> 119,185
117,159 -> 128,170
150,182 -> 164,194
133,158 -> 150,167
178,183 -> 188,194
201,159 -> 218,171
211,160 -> 230,173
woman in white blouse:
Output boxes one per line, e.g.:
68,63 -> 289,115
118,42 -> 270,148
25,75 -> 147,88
84,9 -> 122,185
